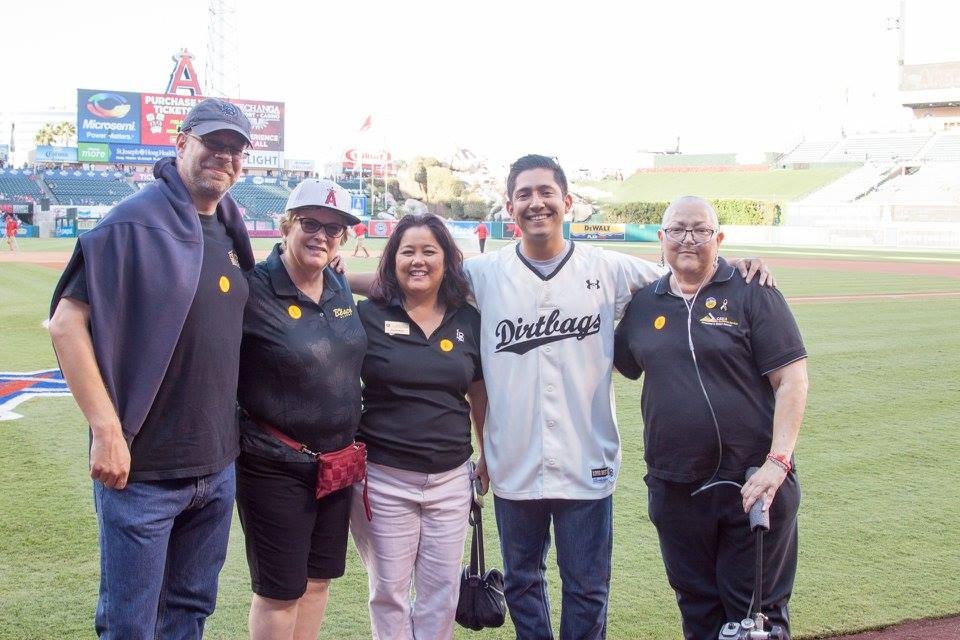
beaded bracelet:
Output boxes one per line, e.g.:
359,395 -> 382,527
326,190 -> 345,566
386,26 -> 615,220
766,452 -> 792,472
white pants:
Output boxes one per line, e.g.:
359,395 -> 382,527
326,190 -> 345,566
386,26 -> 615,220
351,460 -> 472,640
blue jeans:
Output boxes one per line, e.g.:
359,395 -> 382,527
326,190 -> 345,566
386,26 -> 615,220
92,463 -> 235,640
493,496 -> 613,640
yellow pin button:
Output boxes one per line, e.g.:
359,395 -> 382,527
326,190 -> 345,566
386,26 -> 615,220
440,339 -> 454,352
654,315 -> 666,330
219,276 -> 230,293
288,305 -> 302,319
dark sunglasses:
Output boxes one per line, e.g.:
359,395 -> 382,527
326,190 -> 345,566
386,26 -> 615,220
295,217 -> 346,238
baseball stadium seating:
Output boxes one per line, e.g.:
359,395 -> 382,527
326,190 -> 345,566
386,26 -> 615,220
919,131 -> 960,162
0,170 -> 44,201
229,181 -> 291,217
42,172 -> 136,206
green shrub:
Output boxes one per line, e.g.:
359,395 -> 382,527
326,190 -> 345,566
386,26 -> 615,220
601,199 -> 780,225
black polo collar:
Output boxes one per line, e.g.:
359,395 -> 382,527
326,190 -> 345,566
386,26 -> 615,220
264,243 -> 344,301
654,257 -> 736,296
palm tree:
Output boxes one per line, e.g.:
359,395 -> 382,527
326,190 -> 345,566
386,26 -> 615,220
34,121 -> 76,147
34,123 -> 58,147
54,122 -> 76,147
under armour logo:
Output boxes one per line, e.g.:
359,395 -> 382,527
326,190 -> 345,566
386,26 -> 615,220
586,279 -> 600,290
456,329 -> 464,343
325,188 -> 339,206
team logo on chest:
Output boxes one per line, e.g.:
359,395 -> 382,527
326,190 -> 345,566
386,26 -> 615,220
585,279 -> 600,290
495,309 -> 601,355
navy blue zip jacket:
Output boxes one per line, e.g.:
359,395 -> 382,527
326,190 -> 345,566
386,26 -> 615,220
50,156 -> 255,443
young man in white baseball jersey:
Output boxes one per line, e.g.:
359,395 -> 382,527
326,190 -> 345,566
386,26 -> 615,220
465,155 -> 771,639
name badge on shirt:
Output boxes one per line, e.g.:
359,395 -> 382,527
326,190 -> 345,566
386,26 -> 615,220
384,320 -> 410,336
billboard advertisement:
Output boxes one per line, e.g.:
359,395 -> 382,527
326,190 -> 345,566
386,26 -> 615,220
368,219 -> 399,238
140,93 -> 204,146
234,99 -> 284,151
244,150 -> 283,170
34,146 -> 78,163
77,143 -> 111,163
139,94 -> 285,150
342,149 -> 394,176
110,144 -> 176,164
77,89 -> 141,144
569,223 -> 626,241
77,89 -> 285,163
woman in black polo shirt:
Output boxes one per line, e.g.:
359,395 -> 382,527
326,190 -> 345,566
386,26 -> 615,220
351,214 -> 486,639
613,196 -> 808,640
235,179 -> 367,640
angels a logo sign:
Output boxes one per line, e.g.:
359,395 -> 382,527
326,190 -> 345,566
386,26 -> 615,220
0,369 -> 72,421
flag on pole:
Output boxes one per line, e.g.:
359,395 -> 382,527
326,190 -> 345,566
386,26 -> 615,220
359,115 -> 372,132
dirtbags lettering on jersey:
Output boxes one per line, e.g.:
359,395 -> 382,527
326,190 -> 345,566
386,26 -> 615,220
495,309 -> 601,355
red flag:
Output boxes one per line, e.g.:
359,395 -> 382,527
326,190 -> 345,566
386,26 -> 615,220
359,115 -> 372,132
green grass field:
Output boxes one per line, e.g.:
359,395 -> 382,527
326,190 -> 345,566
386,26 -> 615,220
584,167 -> 855,203
1,239 -> 958,639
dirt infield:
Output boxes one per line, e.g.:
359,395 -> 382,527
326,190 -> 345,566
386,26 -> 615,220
819,615 -> 960,640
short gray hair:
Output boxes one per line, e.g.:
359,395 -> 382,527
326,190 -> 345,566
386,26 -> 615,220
662,196 -> 719,229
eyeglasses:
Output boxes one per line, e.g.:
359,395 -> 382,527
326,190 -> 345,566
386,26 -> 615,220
184,132 -> 249,160
295,217 -> 346,238
663,226 -> 717,245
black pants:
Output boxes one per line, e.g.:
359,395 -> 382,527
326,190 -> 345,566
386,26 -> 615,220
646,473 -> 800,640
478,238 -> 486,253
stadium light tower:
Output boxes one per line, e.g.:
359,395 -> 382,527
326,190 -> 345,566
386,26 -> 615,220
206,0 -> 240,98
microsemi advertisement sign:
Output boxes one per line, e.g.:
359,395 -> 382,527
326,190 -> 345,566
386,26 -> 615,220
77,89 -> 141,144
569,223 -> 626,241
77,89 -> 285,158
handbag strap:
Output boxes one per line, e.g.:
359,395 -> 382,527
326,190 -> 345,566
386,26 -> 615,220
252,416 -> 318,457
253,416 -> 373,522
468,500 -> 486,576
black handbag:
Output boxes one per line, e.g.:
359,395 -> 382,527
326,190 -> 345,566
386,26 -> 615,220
455,483 -> 507,630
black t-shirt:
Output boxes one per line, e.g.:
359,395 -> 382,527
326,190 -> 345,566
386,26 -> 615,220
357,298 -> 482,474
62,213 -> 249,481
237,244 -> 366,461
613,259 -> 807,483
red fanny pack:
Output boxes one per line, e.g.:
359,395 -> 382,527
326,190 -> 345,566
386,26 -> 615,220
256,420 -> 372,521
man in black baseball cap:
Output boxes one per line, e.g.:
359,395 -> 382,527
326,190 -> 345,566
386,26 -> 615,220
49,94 -> 255,637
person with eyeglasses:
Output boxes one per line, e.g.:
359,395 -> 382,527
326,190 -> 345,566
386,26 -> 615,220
234,178 -> 367,639
343,157 -> 776,639
613,196 -> 808,640
49,97 -> 255,638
